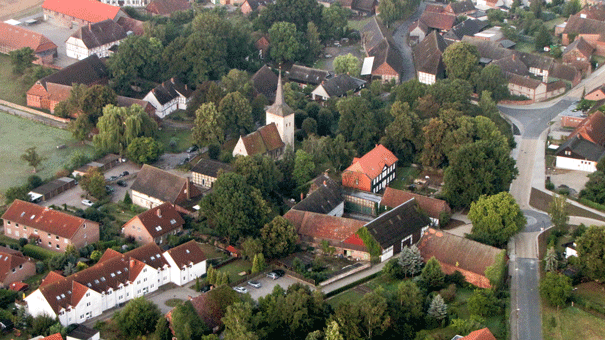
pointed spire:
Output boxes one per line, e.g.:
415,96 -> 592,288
275,67 -> 284,106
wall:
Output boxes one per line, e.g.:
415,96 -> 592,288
555,155 -> 597,172
131,190 -> 164,209
1,259 -> 36,288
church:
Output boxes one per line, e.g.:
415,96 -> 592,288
232,70 -> 294,159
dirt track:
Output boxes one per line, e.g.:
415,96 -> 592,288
0,0 -> 43,21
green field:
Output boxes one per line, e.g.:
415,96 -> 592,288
0,112 -> 93,194
543,304 -> 605,340
157,127 -> 194,153
327,289 -> 364,308
0,54 -> 30,105
218,259 -> 252,283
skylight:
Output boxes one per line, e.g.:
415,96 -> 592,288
94,279 -> 99,284
56,296 -> 61,300
30,215 -> 35,219
155,226 -> 162,231
185,249 -> 190,254
116,270 -> 122,275
61,294 -> 65,298
110,273 -> 115,277
87,283 -> 92,287
101,277 -> 106,281
170,219 -> 177,225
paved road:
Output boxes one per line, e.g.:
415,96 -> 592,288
515,258 -> 541,340
499,98 -> 575,139
392,1 -> 426,82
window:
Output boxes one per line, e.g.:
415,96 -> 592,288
86,302 -> 91,307
56,244 -> 60,249
6,228 -> 10,234
6,221 -> 9,225
48,241 -> 51,246
23,225 -> 26,230
34,229 -> 38,234
86,293 -> 90,297
56,236 -> 59,240
19,264 -> 22,269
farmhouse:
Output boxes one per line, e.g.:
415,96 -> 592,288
130,164 -> 202,209
555,111 -> 605,172
42,0 -> 126,28
417,228 -> 504,288
380,187 -> 451,227
0,23 -> 57,65
413,31 -> 447,85
2,200 -> 100,252
191,159 -> 233,189
143,78 -> 193,119
360,17 -> 403,83
341,144 -> 398,193
146,0 -> 191,16
0,247 -> 36,289
311,74 -> 366,101
25,242 -> 206,326
66,20 -> 127,60
121,203 -> 186,246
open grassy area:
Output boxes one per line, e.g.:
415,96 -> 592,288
347,17 -> 372,31
165,298 -> 184,307
574,282 -> 605,312
545,17 -> 566,30
0,112 -> 94,194
218,259 -> 252,283
198,243 -> 227,260
365,275 -> 401,294
388,166 -> 421,190
157,127 -> 194,153
542,304 -> 605,340
515,41 -> 536,54
327,289 -> 364,308
0,55 -> 30,105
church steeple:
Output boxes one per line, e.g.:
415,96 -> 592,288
266,68 -> 293,118
274,68 -> 284,106
265,66 -> 295,150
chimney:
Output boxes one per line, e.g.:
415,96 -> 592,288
323,180 -> 327,186
300,192 -> 304,201
512,54 -> 516,61
88,23 -> 91,31
156,209 -> 162,218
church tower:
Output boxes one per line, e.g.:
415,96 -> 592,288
265,70 -> 295,149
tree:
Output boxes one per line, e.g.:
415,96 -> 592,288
200,172 -> 273,242
81,85 -> 118,124
306,22 -> 323,62
468,192 -> 526,247
171,300 -> 209,340
337,96 -> 379,154
320,3 -> 349,40
293,149 -> 316,188
69,114 -> 93,141
468,289 -> 500,317
324,320 -> 343,340
544,247 -> 558,272
535,25 -> 552,50
396,281 -> 423,322
9,47 -> 36,74
399,244 -> 423,277
391,78 -> 428,108
221,69 -> 254,99
333,53 -> 360,76
261,216 -> 298,258
383,258 -> 404,280
108,36 -> 163,93
21,147 -> 46,173
80,167 -> 107,199
476,65 -> 508,102
442,42 -> 480,82
233,154 -> 283,197
220,92 -> 254,136
443,140 -> 517,208
113,297 -> 161,339
126,137 -> 163,164
421,257 -> 445,291
427,294 -> 448,321
549,194 -> 569,232
380,101 -> 422,163
154,317 -> 172,340
240,237 -> 263,260
302,117 -> 318,135
269,21 -> 301,63
223,302 -> 259,340
254,0 -> 323,33
576,225 -> 605,281
378,0 -> 405,27
357,289 -> 391,339
539,272 -> 572,308
93,104 -> 158,154
90,250 -> 103,262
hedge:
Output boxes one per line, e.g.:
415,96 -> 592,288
22,244 -> 58,260
324,272 -> 381,299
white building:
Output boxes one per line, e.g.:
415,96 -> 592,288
66,20 -> 127,60
143,78 -> 193,119
25,241 -> 206,326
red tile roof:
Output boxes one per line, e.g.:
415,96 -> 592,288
0,250 -> 31,282
8,281 -> 29,291
42,0 -> 122,23
43,333 -> 64,340
381,188 -> 451,219
462,327 -> 497,340
569,111 -> 605,146
164,240 -> 207,268
124,202 -> 186,238
146,0 -> 191,16
342,144 -> 397,191
417,228 -> 504,288
97,248 -> 123,264
124,243 -> 169,270
239,123 -> 285,156
2,200 -> 95,239
420,11 -> 457,31
283,209 -> 366,242
40,271 -> 65,288
0,22 -> 57,54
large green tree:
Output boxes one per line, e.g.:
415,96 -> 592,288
576,225 -> 605,281
337,96 -> 379,154
233,154 -> 283,197
293,150 -> 316,188
108,36 -> 163,93
20,147 -> 46,173
443,140 -> 517,208
222,302 -> 258,340
378,0 -> 406,27
199,172 -> 273,242
126,137 -> 163,164
320,4 -> 349,40
192,102 -> 225,146
260,216 -> 298,258
380,101 -> 422,163
254,0 -> 324,32
112,297 -> 161,339
333,53 -> 360,76
468,192 -> 526,247
442,42 -> 480,82
9,47 -> 36,74
475,65 -> 508,102
93,104 -> 158,154
357,289 -> 391,339
171,300 -> 209,340
539,272 -> 572,308
80,167 -> 107,199
269,21 -> 302,63
80,85 -> 118,123
421,257 -> 445,291
549,194 -> 570,232
219,92 -> 254,136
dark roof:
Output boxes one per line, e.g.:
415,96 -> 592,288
506,73 -> 542,89
368,39 -> 404,75
413,30 -> 447,75
499,39 -> 516,49
292,174 -> 343,214
419,11 -> 457,31
491,55 -> 529,76
380,187 -> 451,219
362,17 -> 387,53
38,54 -> 108,89
116,17 -> 145,36
149,78 -> 193,105
564,37 -> 595,58
568,111 -> 605,146
549,63 -> 580,82
516,51 -> 553,71
70,19 -> 126,49
251,65 -> 278,102
130,164 -> 200,204
288,64 -> 330,86
363,198 -> 430,249
30,177 -> 75,196
563,14 -> 605,38
461,36 -> 513,61
556,135 -> 605,161
191,159 -> 233,178
146,0 -> 191,15
319,74 -> 366,97
67,325 -> 99,340
443,19 -> 487,41
127,202 -> 186,238
447,0 -> 476,15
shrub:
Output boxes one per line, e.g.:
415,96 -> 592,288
22,244 -> 57,260
439,284 -> 457,303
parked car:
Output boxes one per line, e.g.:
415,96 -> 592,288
81,200 -> 94,207
105,185 -> 114,193
334,41 -> 341,47
187,145 -> 199,153
274,269 -> 285,277
247,280 -> 262,289
107,175 -> 118,182
267,272 -> 280,280
116,180 -> 127,187
122,171 -> 129,176
200,285 -> 213,293
324,54 -> 332,58
233,286 -> 248,294
178,157 -> 190,166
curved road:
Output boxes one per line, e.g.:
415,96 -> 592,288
392,2 -> 426,81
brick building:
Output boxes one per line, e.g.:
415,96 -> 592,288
0,22 -> 57,65
42,0 -> 126,28
122,203 -> 186,245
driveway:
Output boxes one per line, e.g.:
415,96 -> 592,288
392,1 -> 426,82
322,43 -> 365,72
236,275 -> 316,301
146,283 -> 200,315
20,12 -> 79,68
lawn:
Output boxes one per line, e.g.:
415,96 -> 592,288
347,17 -> 372,31
217,259 -> 252,283
326,289 -> 364,308
0,112 -> 94,194
542,304 -> 605,340
157,127 -> 194,153
198,242 -> 227,260
515,41 -> 536,54
574,282 -> 605,312
545,17 -> 566,30
388,166 -> 421,190
0,54 -> 30,106
365,275 -> 401,294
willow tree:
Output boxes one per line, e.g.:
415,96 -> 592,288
93,104 -> 158,154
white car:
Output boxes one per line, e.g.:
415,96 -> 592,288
233,286 -> 248,294
81,200 -> 94,207
248,280 -> 262,289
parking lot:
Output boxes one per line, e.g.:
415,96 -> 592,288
235,275 -> 317,300
41,161 -> 141,209
19,13 -> 79,68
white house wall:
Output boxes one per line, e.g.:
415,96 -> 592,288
232,137 -> 249,157
24,289 -> 56,320
327,202 -> 345,217
131,190 -> 165,209
555,156 -> 597,172
163,253 -> 206,286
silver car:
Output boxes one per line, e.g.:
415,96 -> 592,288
233,286 -> 248,294
248,280 -> 262,289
